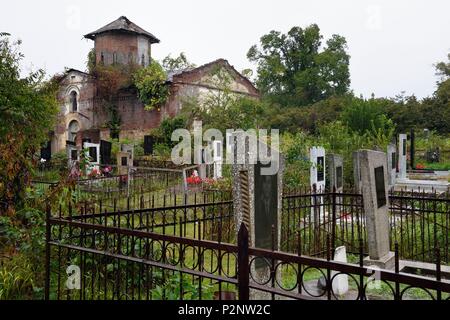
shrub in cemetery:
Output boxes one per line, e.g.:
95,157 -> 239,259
0,34 -> 58,216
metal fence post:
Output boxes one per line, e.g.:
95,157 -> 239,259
45,204 -> 51,301
238,224 -> 249,301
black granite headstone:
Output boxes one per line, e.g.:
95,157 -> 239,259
144,136 -> 154,155
71,150 -> 78,161
40,141 -> 52,161
254,161 -> 279,251
374,166 -> 387,209
100,140 -> 112,165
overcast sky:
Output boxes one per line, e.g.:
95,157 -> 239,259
1,0 -> 449,99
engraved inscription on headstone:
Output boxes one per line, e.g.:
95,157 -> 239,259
403,139 -> 407,156
375,166 -> 387,209
121,156 -> 128,167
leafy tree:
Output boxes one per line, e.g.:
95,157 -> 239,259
247,25 -> 351,107
133,61 -> 169,111
162,53 -> 196,71
0,34 -> 58,215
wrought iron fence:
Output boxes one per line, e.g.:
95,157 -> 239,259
281,188 -> 450,265
45,205 -> 450,301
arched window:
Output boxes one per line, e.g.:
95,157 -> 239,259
70,91 -> 78,112
141,54 -> 145,67
100,52 -> 105,65
113,52 -> 118,65
68,120 -> 80,142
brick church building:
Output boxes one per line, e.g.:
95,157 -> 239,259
47,16 -> 259,157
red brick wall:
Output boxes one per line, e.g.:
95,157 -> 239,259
95,33 -> 138,65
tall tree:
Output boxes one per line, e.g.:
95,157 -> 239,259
247,24 -> 351,107
0,34 -> 58,215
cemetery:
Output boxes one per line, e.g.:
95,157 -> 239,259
36,132 -> 450,301
1,5 -> 450,305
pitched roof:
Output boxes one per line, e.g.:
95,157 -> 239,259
168,59 -> 260,97
84,16 -> 160,43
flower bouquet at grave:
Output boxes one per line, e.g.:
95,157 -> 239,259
102,166 -> 113,177
186,175 -> 203,185
88,168 -> 102,179
416,163 -> 425,170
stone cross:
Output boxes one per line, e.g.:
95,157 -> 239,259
357,150 -> 394,270
398,134 -> 408,180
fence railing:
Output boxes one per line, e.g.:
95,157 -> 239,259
281,189 -> 450,265
45,205 -> 450,301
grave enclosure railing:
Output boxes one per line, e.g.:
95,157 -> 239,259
281,188 -> 450,265
45,201 -> 450,301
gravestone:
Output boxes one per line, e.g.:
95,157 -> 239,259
117,150 -> 133,175
196,147 -> 207,179
332,246 -> 349,296
100,140 -> 112,165
121,144 -> 135,160
310,147 -> 326,192
213,140 -> 223,179
357,150 -> 394,269
144,136 -> 155,156
310,147 -> 326,221
398,134 -> 408,180
232,132 -> 284,300
67,145 -> 79,168
40,141 -> 52,161
327,154 -> 344,193
387,144 -> 397,189
83,142 -> 101,174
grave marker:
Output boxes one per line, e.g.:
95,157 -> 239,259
310,147 -> 326,191
327,154 -> 344,193
357,150 -> 394,269
232,132 -> 284,299
387,144 -> 397,189
398,134 -> 407,180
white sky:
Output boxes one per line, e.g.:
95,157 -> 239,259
1,0 -> 449,99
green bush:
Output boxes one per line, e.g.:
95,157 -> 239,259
133,61 -> 169,111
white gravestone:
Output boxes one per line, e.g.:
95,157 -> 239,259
358,150 -> 395,269
387,144 -> 397,189
83,142 -> 100,174
398,134 -> 407,180
332,246 -> 349,296
310,147 -> 326,221
67,145 -> 79,169
310,147 -> 326,192
213,140 -> 223,179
